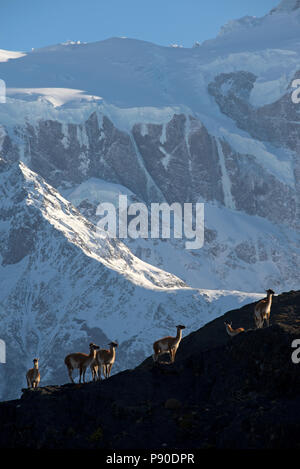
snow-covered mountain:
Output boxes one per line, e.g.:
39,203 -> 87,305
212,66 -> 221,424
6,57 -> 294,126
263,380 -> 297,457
0,158 -> 261,400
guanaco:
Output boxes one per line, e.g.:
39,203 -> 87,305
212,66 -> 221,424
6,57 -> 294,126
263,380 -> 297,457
91,342 -> 118,380
254,289 -> 275,329
224,320 -> 245,337
26,358 -> 40,389
153,325 -> 186,364
64,343 -> 99,383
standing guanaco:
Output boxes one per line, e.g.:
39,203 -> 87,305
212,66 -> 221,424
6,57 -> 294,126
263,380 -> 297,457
152,325 -> 186,364
224,320 -> 245,337
64,343 -> 99,383
91,341 -> 118,380
254,289 -> 275,329
26,358 -> 41,389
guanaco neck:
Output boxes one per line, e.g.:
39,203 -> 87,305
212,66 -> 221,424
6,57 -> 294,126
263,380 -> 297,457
267,292 -> 273,307
176,328 -> 182,341
89,348 -> 97,361
33,362 -> 39,377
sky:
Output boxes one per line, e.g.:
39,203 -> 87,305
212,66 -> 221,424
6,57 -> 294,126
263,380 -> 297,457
1,0 -> 279,51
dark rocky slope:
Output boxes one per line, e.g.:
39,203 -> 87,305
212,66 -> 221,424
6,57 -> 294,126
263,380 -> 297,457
0,290 -> 300,449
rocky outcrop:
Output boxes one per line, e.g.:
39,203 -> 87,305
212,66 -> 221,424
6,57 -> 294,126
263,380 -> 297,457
132,115 -> 224,205
7,113 -> 152,203
208,70 -> 300,152
219,139 -> 296,226
208,71 -> 300,228
2,109 -> 298,229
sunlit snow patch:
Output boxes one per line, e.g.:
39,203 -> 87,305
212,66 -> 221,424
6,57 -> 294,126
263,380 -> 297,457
6,87 -> 102,108
0,49 -> 26,63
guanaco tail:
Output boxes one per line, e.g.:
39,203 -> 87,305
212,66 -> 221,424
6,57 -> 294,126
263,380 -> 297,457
254,289 -> 275,329
64,342 -> 99,383
91,341 -> 118,380
224,320 -> 245,337
152,325 -> 186,364
26,358 -> 41,389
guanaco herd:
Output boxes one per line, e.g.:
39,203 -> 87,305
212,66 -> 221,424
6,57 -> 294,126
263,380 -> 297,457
26,289 -> 275,388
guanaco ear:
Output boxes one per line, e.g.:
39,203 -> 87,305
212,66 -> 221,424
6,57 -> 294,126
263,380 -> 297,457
109,341 -> 118,347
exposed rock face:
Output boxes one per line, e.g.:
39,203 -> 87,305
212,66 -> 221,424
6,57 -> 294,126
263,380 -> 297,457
5,113 -> 152,203
208,70 -> 300,228
208,70 -> 300,152
132,115 -> 224,205
0,290 -> 299,449
3,113 -> 227,207
219,139 -> 296,226
2,109 -> 298,229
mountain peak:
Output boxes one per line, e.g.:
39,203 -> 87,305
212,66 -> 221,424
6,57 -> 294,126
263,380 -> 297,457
0,157 -> 186,290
